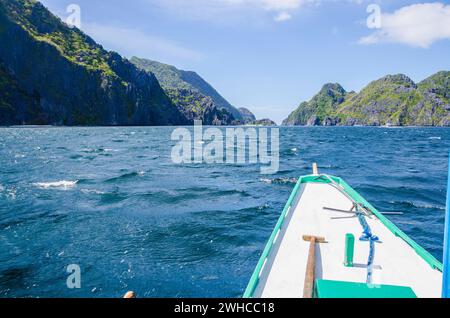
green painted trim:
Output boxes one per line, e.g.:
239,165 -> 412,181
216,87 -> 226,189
242,176 -> 304,298
243,174 -> 443,298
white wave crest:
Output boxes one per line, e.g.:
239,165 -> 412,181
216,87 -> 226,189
81,189 -> 105,195
259,177 -> 298,185
33,180 -> 78,190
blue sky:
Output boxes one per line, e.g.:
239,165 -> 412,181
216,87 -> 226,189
40,0 -> 450,123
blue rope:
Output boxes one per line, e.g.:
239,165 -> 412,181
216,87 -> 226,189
356,208 -> 380,284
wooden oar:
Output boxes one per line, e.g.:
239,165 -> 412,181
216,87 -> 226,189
302,235 -> 326,298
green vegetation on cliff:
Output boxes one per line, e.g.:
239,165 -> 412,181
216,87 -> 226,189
0,0 -> 186,126
164,88 -> 234,125
283,83 -> 347,126
283,72 -> 450,126
130,58 -> 191,90
130,57 -> 251,122
2,0 -> 114,77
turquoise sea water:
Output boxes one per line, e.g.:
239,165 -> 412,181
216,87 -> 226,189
0,126 -> 448,297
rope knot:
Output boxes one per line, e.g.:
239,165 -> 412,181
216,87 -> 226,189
359,232 -> 379,242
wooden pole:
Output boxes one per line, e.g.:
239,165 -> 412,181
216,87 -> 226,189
302,235 -> 326,298
312,163 -> 319,175
303,237 -> 316,298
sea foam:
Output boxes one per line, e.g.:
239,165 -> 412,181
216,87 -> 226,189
33,180 -> 78,190
260,177 -> 298,185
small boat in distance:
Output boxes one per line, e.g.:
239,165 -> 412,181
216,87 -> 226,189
244,164 -> 443,298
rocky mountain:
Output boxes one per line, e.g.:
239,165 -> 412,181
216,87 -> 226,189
130,57 -> 254,123
0,0 -> 187,126
283,83 -> 347,126
248,119 -> 277,126
238,107 -> 256,123
0,61 -> 42,124
164,88 -> 235,125
283,72 -> 450,126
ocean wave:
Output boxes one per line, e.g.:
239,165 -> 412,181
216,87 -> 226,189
99,191 -> 128,204
260,177 -> 298,185
389,200 -> 445,211
281,149 -> 299,156
33,180 -> 78,190
428,137 -> 441,140
105,172 -> 145,183
6,188 -> 16,200
80,147 -> 116,154
215,189 -> 251,197
415,204 -> 445,210
0,184 -> 16,200
81,189 -> 106,195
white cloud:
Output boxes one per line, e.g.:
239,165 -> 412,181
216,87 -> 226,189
359,2 -> 450,48
261,0 -> 305,11
149,0 -> 318,22
274,12 -> 292,22
81,23 -> 204,61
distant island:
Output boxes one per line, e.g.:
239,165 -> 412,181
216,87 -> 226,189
283,72 -> 450,127
0,0 -> 267,126
247,119 -> 277,126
